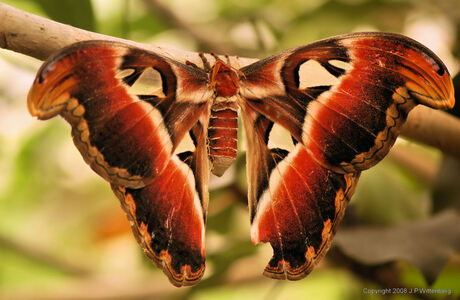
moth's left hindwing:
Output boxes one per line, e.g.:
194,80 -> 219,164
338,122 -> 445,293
28,41 -> 212,286
239,32 -> 454,280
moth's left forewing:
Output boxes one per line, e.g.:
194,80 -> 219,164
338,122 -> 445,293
239,32 -> 454,280
28,41 -> 214,287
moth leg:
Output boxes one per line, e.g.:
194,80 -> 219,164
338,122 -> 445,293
199,52 -> 211,72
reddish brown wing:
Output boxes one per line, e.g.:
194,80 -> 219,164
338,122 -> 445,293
239,32 -> 454,279
239,104 -> 360,279
28,41 -> 213,286
111,119 -> 209,286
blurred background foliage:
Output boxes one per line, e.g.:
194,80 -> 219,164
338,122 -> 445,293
1,0 -> 460,299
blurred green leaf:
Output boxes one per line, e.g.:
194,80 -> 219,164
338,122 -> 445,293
433,156 -> 460,213
0,244 -> 69,288
33,0 -> 96,31
218,0 -> 276,18
129,14 -> 169,38
351,158 -> 431,225
399,261 -> 460,298
190,269 -> 362,300
0,121 -> 66,219
279,0 -> 411,49
335,210 -> 460,285
207,197 -> 237,234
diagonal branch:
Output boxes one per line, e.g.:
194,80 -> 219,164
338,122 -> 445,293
141,0 -> 234,54
0,3 -> 241,66
401,106 -> 460,160
0,3 -> 459,159
0,233 -> 90,276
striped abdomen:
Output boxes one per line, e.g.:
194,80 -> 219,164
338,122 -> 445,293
208,101 -> 238,176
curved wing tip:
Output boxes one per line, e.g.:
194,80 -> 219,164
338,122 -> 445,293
27,92 -> 68,119
410,72 -> 455,110
27,64 -> 77,120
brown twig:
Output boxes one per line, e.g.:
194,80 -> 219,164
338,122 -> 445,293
0,3 -> 238,66
141,0 -> 233,54
401,106 -> 460,160
0,233 -> 90,276
0,3 -> 459,158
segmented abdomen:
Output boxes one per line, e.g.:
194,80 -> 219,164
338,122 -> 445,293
208,101 -> 238,176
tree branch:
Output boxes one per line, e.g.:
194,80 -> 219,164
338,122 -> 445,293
0,3 -> 249,66
401,106 -> 460,160
1,3 -> 459,159
387,142 -> 439,186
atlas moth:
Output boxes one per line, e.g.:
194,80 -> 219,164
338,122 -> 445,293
28,32 -> 455,287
